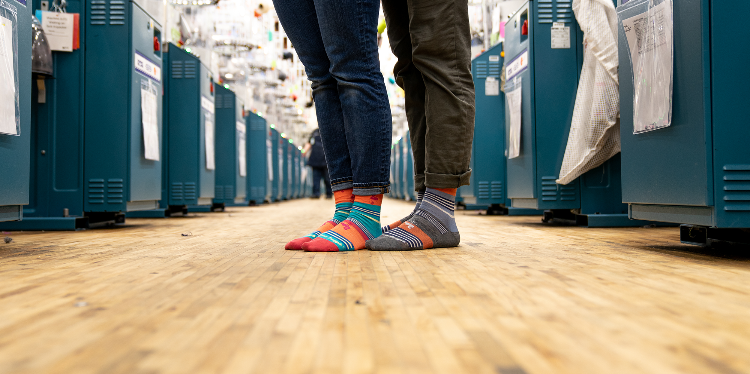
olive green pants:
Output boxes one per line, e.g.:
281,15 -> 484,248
382,0 -> 476,190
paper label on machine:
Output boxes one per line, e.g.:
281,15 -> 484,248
506,81 -> 522,159
237,121 -> 246,177
0,15 -> 17,136
267,139 -> 274,181
485,77 -> 500,96
201,96 -> 215,114
551,26 -> 570,49
135,52 -> 161,83
141,83 -> 160,161
40,11 -> 74,52
505,50 -> 528,80
205,114 -> 215,170
621,0 -> 673,133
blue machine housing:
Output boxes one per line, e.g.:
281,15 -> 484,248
270,128 -> 281,202
392,139 -> 402,199
0,0 -> 31,223
131,43 -> 215,217
619,0 -> 750,244
462,44 -> 541,215
285,141 -> 293,199
401,134 -> 416,201
246,112 -> 269,205
504,0 -> 643,227
212,84 -> 247,208
2,0 -> 163,230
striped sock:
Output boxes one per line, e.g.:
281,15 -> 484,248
366,188 -> 459,251
382,191 -> 424,233
285,189 -> 354,250
304,195 -> 383,252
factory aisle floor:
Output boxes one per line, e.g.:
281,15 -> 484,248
0,198 -> 749,374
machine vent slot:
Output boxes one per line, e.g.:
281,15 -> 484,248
250,122 -> 264,131
184,183 -> 197,200
541,177 -> 558,201
478,181 -> 490,199
538,0 -> 553,24
215,185 -> 224,200
172,61 -> 184,79
556,0 -> 574,24
224,186 -> 234,199
171,182 -> 184,201
476,61 -> 488,79
488,61 -> 500,78
109,1 -> 126,25
723,165 -> 750,212
215,94 -> 223,109
107,179 -> 124,204
224,96 -> 234,109
90,1 -> 107,26
184,61 -> 197,79
491,181 -> 503,199
88,179 -> 105,204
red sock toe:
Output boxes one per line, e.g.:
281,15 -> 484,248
303,237 -> 341,252
285,237 -> 312,250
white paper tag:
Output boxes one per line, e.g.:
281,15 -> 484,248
0,15 -> 16,136
506,50 -> 529,80
553,22 -> 566,28
41,11 -> 74,52
507,83 -> 522,159
267,138 -> 274,181
551,26 -> 570,49
489,55 -> 500,62
141,83 -> 160,161
135,52 -> 161,82
237,121 -> 246,177
204,113 -> 215,170
485,76 -> 499,96
201,95 -> 214,114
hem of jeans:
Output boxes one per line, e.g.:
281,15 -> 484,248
352,184 -> 390,196
331,181 -> 354,192
424,169 -> 472,188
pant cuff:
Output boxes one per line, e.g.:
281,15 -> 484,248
353,182 -> 390,196
424,170 -> 472,188
414,174 -> 426,192
330,177 -> 354,192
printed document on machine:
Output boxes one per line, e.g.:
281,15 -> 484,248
0,15 -> 16,135
141,84 -> 160,161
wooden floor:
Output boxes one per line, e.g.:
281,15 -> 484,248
0,198 -> 749,374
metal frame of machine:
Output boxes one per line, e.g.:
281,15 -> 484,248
210,84 -> 246,210
246,112 -> 269,205
130,42 -> 215,218
0,0 -> 31,223
504,0 -> 650,227
618,0 -> 750,244
2,0 -> 163,230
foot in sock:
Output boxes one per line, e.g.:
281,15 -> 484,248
304,195 -> 383,252
382,191 -> 424,233
367,188 -> 460,251
285,189 -> 354,250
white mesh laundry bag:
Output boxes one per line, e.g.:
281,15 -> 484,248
557,0 -> 620,185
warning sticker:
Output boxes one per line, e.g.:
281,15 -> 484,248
551,26 -> 570,49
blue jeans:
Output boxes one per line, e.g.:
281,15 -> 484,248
273,0 -> 392,195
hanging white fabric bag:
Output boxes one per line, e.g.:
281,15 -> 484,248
557,0 -> 620,185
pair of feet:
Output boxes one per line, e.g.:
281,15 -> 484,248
286,188 -> 460,252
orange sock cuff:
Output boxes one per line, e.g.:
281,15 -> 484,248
334,189 -> 355,204
433,188 -> 457,196
355,194 -> 383,206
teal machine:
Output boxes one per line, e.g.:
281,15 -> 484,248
401,133 -> 416,201
210,84 -> 246,210
285,141 -> 293,199
504,0 -> 644,227
392,139 -> 402,199
292,146 -> 301,198
130,43 -> 214,217
270,127 -> 281,202
246,112 -> 269,205
2,0 -> 163,230
461,44 -> 541,216
0,0 -> 31,223
618,0 -> 750,244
